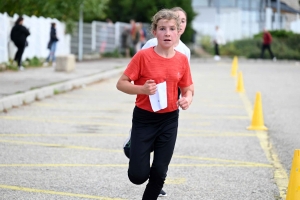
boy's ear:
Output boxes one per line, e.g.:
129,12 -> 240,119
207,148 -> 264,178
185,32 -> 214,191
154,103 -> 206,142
152,30 -> 156,37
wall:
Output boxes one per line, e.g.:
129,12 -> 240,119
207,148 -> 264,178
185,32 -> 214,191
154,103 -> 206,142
192,7 -> 260,42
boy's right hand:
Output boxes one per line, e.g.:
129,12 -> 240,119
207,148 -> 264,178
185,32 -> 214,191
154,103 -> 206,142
142,80 -> 156,95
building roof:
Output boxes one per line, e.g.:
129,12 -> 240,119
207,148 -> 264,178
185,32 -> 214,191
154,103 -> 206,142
271,1 -> 300,14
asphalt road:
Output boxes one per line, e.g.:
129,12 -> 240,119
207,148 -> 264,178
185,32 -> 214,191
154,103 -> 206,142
0,58 -> 299,200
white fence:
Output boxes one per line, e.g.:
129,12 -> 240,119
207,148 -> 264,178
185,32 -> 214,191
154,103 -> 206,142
70,21 -> 152,56
0,13 -> 70,64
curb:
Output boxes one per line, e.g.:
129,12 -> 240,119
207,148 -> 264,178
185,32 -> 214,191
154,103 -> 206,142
0,67 -> 125,113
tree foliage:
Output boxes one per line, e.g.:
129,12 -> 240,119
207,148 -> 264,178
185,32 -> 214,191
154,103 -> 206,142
105,0 -> 197,43
0,0 -> 108,22
0,0 -> 196,42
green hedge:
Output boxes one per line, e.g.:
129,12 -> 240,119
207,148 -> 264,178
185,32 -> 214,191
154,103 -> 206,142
201,30 -> 300,60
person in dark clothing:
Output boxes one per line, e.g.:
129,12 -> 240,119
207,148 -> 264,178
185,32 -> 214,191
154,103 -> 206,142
10,17 -> 30,71
45,23 -> 59,67
260,28 -> 276,61
121,26 -> 131,58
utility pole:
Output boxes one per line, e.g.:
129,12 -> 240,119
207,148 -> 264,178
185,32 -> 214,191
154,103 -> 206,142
78,3 -> 83,61
276,0 -> 281,29
249,0 -> 251,37
265,0 -> 272,30
216,0 -> 220,26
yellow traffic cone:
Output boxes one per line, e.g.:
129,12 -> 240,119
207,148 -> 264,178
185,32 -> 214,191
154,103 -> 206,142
247,92 -> 268,130
231,56 -> 238,77
286,149 -> 300,200
236,71 -> 245,93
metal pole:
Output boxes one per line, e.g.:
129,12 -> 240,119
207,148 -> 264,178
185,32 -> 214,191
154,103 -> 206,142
216,0 -> 220,26
276,0 -> 281,29
78,3 -> 83,61
260,0 -> 264,31
249,0 -> 251,37
267,0 -> 271,8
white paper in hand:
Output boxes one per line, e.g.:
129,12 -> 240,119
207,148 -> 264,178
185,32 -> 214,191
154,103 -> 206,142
149,81 -> 167,112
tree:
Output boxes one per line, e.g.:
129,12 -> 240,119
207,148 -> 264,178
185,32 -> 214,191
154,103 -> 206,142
0,0 -> 108,23
105,0 -> 197,43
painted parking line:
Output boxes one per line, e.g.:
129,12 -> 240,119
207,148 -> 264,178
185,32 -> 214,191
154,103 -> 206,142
0,184 -> 126,200
0,114 -> 249,121
0,132 -> 256,137
0,139 -> 271,167
0,116 -> 131,127
0,139 -> 122,153
0,163 -> 272,168
239,92 -> 289,199
35,102 -> 244,109
165,178 -> 186,184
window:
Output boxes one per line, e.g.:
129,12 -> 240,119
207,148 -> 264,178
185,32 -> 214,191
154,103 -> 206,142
192,0 -> 209,7
210,0 -> 236,7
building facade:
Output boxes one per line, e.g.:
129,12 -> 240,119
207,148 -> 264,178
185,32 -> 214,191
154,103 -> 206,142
192,0 -> 300,42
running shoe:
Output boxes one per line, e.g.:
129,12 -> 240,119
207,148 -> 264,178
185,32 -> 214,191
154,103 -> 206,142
159,189 -> 167,197
123,129 -> 131,159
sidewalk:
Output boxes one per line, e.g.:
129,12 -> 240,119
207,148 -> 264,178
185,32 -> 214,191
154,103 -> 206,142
0,58 -> 130,112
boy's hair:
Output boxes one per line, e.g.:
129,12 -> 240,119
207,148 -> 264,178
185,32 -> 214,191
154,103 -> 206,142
171,7 -> 187,19
150,9 -> 180,33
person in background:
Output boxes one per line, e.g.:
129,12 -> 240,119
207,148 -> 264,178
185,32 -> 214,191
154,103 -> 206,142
10,16 -> 30,71
132,22 -> 141,54
121,26 -> 131,58
139,22 -> 147,48
213,26 -> 225,61
260,28 -> 276,61
44,23 -> 59,67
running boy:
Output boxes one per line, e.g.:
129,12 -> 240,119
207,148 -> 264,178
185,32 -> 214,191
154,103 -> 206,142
116,9 -> 194,200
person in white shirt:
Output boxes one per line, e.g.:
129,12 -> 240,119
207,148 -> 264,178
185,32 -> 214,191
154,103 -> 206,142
213,26 -> 226,61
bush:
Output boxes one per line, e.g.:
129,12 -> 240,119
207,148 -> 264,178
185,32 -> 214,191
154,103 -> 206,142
202,30 -> 300,60
24,56 -> 43,67
102,49 -> 122,58
199,35 -> 214,55
253,29 -> 295,39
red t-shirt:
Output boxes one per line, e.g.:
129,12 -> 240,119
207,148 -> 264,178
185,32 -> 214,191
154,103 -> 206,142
124,47 -> 193,113
263,32 -> 272,44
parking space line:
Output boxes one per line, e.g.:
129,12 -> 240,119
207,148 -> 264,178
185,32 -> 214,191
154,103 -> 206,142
0,184 -> 126,200
0,114 -> 249,121
0,132 -> 256,137
0,139 -> 271,167
0,116 -> 130,127
172,155 -> 272,167
165,178 -> 186,184
0,163 -> 272,168
0,139 -> 122,153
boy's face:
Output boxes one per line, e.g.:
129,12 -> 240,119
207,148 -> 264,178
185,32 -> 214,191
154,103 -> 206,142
153,19 -> 178,49
176,11 -> 187,36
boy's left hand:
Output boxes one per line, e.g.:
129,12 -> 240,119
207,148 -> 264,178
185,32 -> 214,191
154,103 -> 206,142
177,96 -> 192,110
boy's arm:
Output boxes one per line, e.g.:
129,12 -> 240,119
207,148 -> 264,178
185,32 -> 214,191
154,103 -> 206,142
177,85 -> 194,110
116,74 -> 156,95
